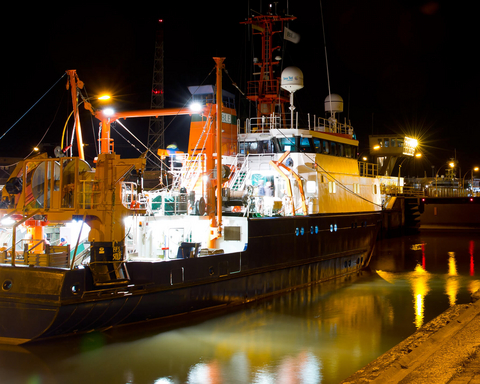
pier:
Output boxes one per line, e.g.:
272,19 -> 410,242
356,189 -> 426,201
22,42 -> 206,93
342,292 -> 480,383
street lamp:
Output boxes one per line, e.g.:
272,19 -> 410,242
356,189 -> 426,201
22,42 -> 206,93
397,152 -> 422,194
462,167 -> 479,191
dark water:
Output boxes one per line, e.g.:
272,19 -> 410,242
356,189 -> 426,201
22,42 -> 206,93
1,231 -> 480,384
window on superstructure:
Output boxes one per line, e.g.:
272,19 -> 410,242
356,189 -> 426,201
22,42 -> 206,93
300,137 -> 312,153
338,143 -> 344,157
397,139 -> 404,147
345,145 -> 352,158
279,137 -> 297,152
239,142 -> 246,154
384,138 -> 390,148
391,138 -> 396,147
313,138 -> 322,153
322,140 -> 330,154
331,142 -> 337,156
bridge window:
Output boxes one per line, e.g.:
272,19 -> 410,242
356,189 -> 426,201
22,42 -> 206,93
278,137 -> 297,152
300,137 -> 313,153
331,142 -> 337,156
322,140 -> 330,154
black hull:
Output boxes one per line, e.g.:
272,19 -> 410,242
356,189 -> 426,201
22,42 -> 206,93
0,211 -> 380,344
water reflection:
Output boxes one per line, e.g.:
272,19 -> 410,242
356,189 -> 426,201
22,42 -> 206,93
373,232 -> 480,330
2,231 -> 480,384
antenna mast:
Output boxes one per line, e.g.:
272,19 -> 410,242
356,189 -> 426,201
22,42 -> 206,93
147,19 -> 165,169
241,10 -> 296,117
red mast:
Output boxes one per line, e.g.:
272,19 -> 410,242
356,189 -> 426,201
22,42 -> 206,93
241,12 -> 296,117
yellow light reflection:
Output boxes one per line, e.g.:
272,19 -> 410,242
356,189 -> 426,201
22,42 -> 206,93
377,265 -> 431,329
446,252 -> 459,307
411,263 -> 430,329
448,252 -> 458,276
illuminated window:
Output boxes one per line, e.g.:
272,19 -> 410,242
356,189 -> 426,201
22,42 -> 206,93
329,181 -> 336,193
306,180 -> 316,193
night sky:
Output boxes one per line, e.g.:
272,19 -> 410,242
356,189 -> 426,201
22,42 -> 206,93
1,1 -> 476,177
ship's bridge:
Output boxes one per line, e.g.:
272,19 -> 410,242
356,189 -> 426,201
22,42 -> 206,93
238,128 -> 358,159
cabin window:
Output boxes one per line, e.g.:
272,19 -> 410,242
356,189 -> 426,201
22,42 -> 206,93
306,180 -> 316,193
377,138 -> 383,147
330,142 -> 337,156
313,138 -> 322,153
300,137 -> 312,153
329,181 -> 336,193
322,140 -> 330,154
241,141 -> 273,154
384,138 -> 390,148
337,143 -> 344,157
279,137 -> 297,152
397,139 -> 404,147
239,142 -> 246,154
345,145 -> 352,158
391,138 -> 396,147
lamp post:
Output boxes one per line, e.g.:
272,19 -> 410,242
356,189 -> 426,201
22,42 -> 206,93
462,167 -> 479,191
397,152 -> 422,195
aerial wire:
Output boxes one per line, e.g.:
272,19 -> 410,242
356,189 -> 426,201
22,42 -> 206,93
319,0 -> 333,112
0,73 -> 66,142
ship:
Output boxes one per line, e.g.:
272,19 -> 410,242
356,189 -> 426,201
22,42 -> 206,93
0,9 -> 383,345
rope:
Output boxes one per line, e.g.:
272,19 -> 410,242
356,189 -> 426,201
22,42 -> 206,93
0,73 -> 66,142
319,0 -> 333,111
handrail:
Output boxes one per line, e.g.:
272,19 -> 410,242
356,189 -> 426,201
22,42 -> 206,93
244,113 -> 355,137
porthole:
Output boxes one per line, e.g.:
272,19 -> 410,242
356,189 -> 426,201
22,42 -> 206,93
315,226 -> 319,234
295,228 -> 300,236
300,227 -> 305,236
2,280 -> 12,291
310,226 -> 314,235
330,225 -> 333,232
71,284 -> 80,295
334,224 -> 338,232
209,266 -> 215,276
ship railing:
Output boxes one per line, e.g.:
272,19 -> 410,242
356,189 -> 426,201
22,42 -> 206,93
383,185 -> 425,197
121,182 -> 147,210
243,113 -> 355,137
0,238 -> 25,264
149,191 -> 189,216
359,161 -> 378,178
0,238 -> 69,267
426,186 -> 472,198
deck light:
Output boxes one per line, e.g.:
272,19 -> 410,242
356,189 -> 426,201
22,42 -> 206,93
102,108 -> 115,117
189,102 -> 202,113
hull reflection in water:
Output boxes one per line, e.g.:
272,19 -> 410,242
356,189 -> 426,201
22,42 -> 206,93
2,231 -> 480,384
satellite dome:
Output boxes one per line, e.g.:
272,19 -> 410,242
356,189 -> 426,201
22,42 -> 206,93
324,94 -> 343,113
281,67 -> 304,93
